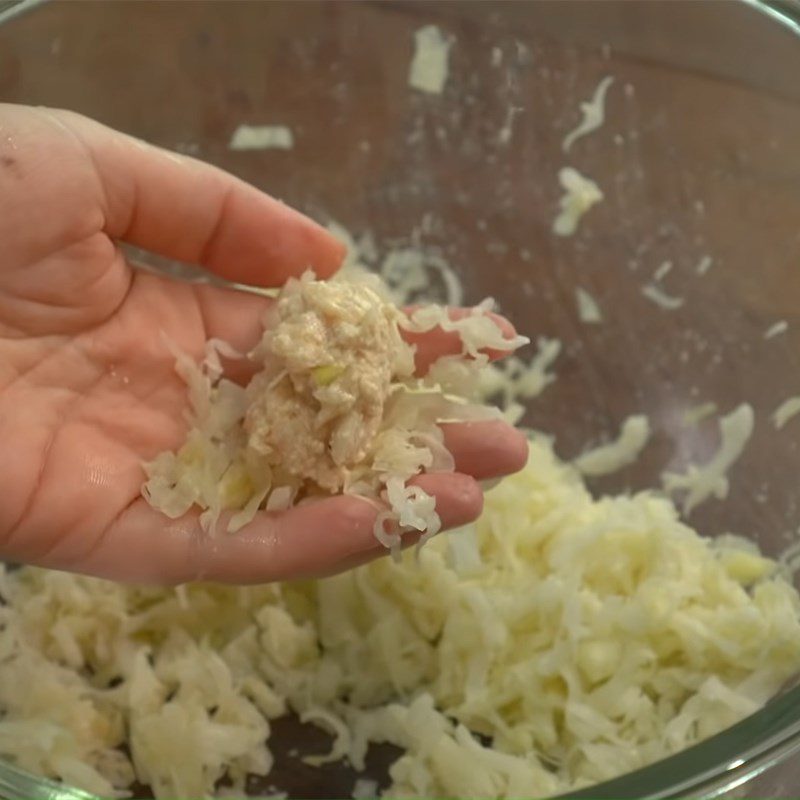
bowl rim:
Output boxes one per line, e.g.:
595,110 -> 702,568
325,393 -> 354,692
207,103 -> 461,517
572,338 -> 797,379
0,0 -> 44,24
0,0 -> 800,798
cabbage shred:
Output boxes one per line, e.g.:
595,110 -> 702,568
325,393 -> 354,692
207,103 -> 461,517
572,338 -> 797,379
3,437 -> 800,798
142,271 -> 525,550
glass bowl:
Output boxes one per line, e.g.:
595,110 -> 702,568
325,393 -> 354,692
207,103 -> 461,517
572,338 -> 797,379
1,0 -> 800,797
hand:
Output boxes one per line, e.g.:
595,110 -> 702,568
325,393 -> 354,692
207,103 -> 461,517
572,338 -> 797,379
0,104 -> 527,585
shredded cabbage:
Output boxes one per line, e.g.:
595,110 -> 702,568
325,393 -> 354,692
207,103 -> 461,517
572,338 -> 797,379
408,25 -> 452,95
573,414 -> 651,477
696,256 -> 713,276
562,76 -> 615,153
4,436 -> 800,799
379,248 -> 464,308
663,404 -> 754,514
641,284 -> 684,311
403,301 -> 530,356
479,337 -> 562,417
764,320 -> 788,340
552,168 -> 603,237
773,396 -> 800,430
683,402 -> 718,427
229,125 -> 294,151
143,271 -> 526,547
575,287 -> 602,324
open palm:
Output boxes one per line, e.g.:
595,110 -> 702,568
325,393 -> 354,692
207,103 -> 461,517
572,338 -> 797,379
0,105 -> 526,585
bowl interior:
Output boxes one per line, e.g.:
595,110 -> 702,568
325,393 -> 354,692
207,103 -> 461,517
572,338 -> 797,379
2,1 -> 800,797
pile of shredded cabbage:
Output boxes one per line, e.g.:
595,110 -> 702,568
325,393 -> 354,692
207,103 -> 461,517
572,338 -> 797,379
142,270 -> 527,549
2,435 -> 800,798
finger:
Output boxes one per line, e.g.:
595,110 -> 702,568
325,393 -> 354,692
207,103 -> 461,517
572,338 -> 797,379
441,420 -> 530,480
66,473 -> 482,585
315,530 -> 425,578
44,108 -> 345,286
404,308 -> 522,374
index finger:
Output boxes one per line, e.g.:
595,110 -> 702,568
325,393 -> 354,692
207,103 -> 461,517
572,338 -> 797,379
44,108 -> 345,287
